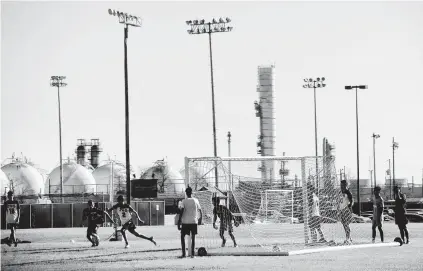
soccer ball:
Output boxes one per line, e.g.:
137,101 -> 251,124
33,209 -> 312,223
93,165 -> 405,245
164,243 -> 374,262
198,247 -> 207,257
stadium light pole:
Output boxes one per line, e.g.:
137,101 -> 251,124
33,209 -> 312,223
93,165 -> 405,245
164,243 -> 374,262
392,138 -> 399,189
345,84 -> 368,216
227,131 -> 232,190
108,9 -> 142,204
50,76 -> 67,203
372,133 -> 380,192
303,77 -> 326,191
186,18 -> 233,188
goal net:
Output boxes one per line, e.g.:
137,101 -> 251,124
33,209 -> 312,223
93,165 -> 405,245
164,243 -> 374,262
184,156 -> 374,256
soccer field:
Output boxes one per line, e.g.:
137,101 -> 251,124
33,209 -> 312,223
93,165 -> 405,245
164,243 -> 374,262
1,223 -> 422,271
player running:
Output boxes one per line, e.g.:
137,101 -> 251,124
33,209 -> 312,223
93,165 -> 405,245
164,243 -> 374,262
308,184 -> 326,244
339,180 -> 354,244
393,186 -> 409,244
107,195 -> 156,248
178,186 -> 202,258
3,191 -> 20,247
82,200 -> 114,247
371,186 -> 384,243
212,196 -> 238,248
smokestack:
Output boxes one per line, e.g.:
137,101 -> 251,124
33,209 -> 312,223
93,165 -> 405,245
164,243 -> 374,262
76,139 -> 87,165
256,65 -> 276,183
90,139 -> 102,169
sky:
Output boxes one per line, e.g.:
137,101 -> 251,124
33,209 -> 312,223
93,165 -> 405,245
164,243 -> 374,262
1,1 -> 422,185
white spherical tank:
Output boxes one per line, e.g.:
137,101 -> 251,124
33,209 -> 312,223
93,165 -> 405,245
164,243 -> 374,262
180,162 -> 228,190
1,162 -> 45,195
1,169 -> 10,195
47,160 -> 96,194
141,164 -> 185,193
92,161 -> 127,194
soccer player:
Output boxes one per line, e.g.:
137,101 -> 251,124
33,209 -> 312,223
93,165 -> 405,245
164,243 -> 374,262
82,200 -> 114,247
308,184 -> 326,244
3,191 -> 20,247
339,180 -> 354,244
177,187 -> 202,258
393,186 -> 409,244
212,196 -> 238,248
107,195 -> 157,248
371,186 -> 384,243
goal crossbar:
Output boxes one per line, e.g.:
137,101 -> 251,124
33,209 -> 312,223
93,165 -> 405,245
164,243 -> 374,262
185,156 -> 323,162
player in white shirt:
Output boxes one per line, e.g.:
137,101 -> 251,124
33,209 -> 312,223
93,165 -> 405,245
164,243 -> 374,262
3,191 -> 20,247
107,195 -> 156,248
307,184 -> 326,244
177,187 -> 202,258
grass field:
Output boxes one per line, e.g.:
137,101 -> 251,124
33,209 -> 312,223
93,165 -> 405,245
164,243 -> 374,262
1,222 -> 422,271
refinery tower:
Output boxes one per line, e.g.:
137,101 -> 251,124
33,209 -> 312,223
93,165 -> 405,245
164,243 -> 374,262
254,65 -> 276,182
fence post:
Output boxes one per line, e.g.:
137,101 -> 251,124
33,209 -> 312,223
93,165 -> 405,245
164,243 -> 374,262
149,202 -> 152,226
71,203 -> 74,227
51,204 -> 54,228
29,204 -> 32,229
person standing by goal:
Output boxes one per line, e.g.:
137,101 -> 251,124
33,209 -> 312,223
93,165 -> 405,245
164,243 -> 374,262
3,191 -> 20,247
393,186 -> 409,244
212,196 -> 238,248
177,187 -> 202,258
339,180 -> 354,244
371,186 -> 384,243
307,184 -> 326,244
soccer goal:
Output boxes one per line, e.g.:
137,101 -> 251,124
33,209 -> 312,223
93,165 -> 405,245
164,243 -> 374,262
184,156 -> 401,256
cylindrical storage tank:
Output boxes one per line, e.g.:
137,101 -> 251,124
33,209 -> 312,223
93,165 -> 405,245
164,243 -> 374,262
141,164 -> 185,193
76,145 -> 86,165
90,145 -> 101,169
180,163 -> 228,190
92,161 -> 127,194
1,162 -> 45,195
257,65 -> 276,182
46,160 -> 96,194
1,169 -> 10,195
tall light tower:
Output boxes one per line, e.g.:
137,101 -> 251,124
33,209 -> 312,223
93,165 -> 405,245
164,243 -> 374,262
303,77 -> 326,191
392,138 -> 399,188
227,131 -> 232,190
108,9 -> 142,204
345,84 -> 367,216
372,133 -> 380,190
50,76 -> 67,203
186,18 -> 233,188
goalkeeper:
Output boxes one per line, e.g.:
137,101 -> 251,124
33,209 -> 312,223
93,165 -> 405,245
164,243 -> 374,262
212,197 -> 238,248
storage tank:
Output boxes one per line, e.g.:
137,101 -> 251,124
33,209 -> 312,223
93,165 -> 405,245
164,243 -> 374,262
76,144 -> 86,165
90,139 -> 101,169
46,160 -> 96,194
141,161 -> 185,193
1,162 -> 45,195
1,169 -> 10,195
92,161 -> 129,194
180,161 -> 229,190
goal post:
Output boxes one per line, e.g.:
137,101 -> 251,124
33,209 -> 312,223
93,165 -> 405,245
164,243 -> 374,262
183,155 -> 389,256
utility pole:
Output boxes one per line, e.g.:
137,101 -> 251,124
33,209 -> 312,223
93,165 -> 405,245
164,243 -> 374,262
50,76 -> 67,203
372,133 -> 380,190
186,18 -> 233,188
392,138 -> 399,191
345,84 -> 368,216
227,131 -> 232,191
108,9 -> 142,204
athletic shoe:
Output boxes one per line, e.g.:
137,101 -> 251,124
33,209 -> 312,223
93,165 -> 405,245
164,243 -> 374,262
125,244 -> 130,249
318,238 -> 327,243
406,239 -> 410,244
234,244 -> 238,248
150,237 -> 156,246
178,255 -> 187,259
221,239 -> 226,247
372,239 -> 375,244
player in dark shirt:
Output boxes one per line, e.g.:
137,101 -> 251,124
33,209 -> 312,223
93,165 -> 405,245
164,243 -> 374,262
393,186 -> 409,244
4,191 -> 20,247
212,197 -> 238,248
82,200 -> 114,247
339,180 -> 354,244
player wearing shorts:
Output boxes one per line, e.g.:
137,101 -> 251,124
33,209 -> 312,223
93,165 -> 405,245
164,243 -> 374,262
212,197 -> 238,248
371,186 -> 384,243
307,184 -> 326,244
3,191 -> 20,247
178,187 -> 202,258
339,180 -> 354,244
393,186 -> 409,244
107,195 -> 156,248
82,200 -> 114,247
